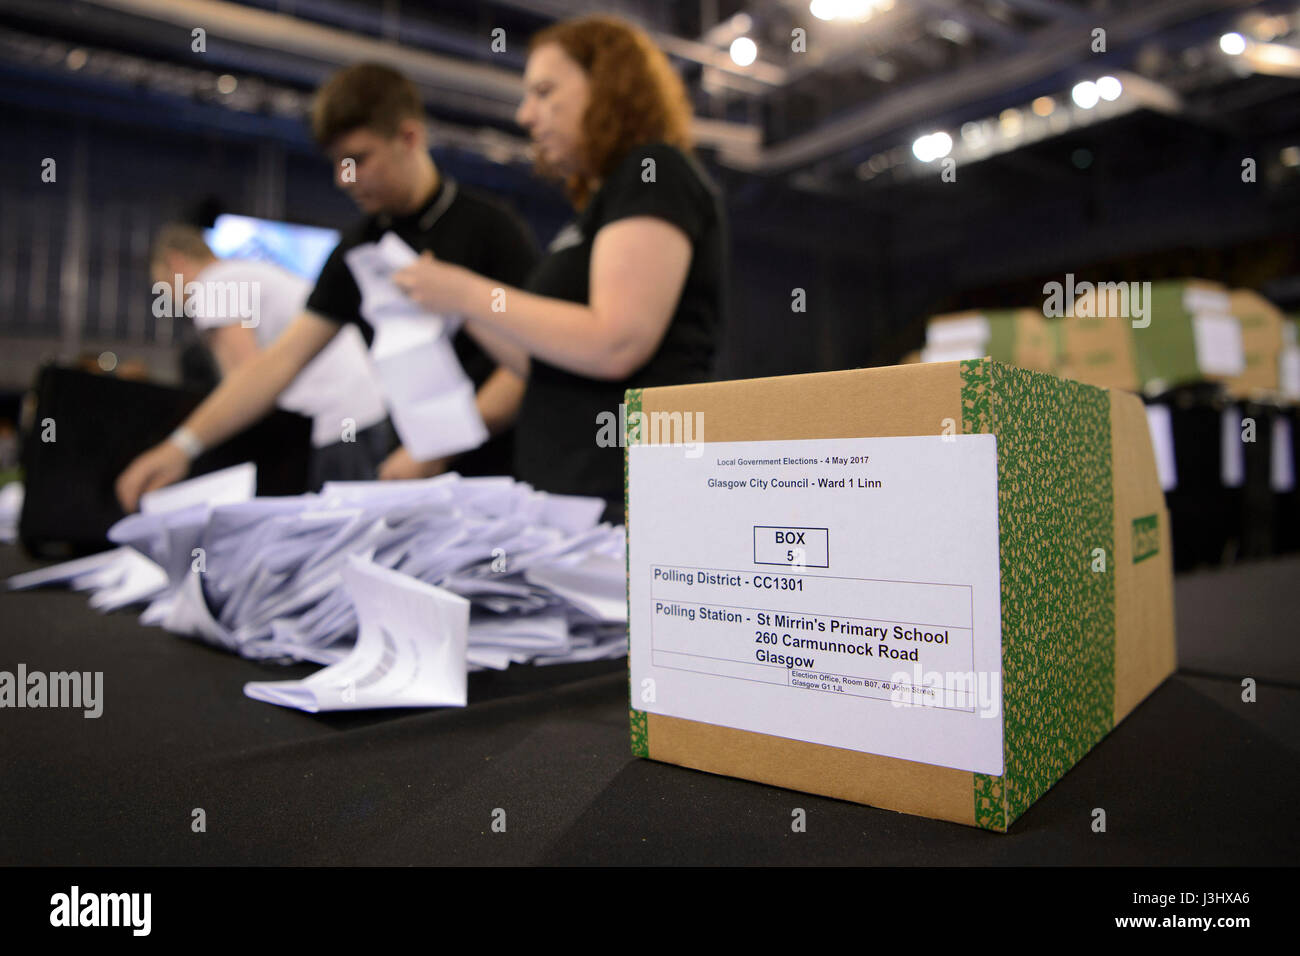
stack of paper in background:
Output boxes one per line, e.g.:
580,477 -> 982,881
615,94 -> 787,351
8,465 -> 628,712
919,309 -> 1055,372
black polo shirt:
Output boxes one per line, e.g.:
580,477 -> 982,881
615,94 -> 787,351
306,175 -> 539,477
514,142 -> 725,524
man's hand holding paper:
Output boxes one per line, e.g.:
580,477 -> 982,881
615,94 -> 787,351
343,232 -> 487,461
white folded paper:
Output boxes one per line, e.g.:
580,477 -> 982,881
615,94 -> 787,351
7,545 -> 170,614
345,231 -> 486,460
11,471 -> 631,710
140,462 -> 256,515
243,554 -> 469,711
0,482 -> 22,544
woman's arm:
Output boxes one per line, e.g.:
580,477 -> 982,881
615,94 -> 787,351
396,217 -> 692,381
459,318 -> 531,381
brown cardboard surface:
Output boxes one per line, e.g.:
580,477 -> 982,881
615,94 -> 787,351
636,362 -> 974,825
1226,289 -> 1285,398
1108,390 -> 1178,724
637,362 -> 966,443
1012,308 -> 1055,372
646,712 -> 978,826
1056,313 -> 1139,391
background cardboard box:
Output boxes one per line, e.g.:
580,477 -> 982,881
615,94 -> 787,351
1061,278 -> 1250,393
1054,311 -> 1141,392
625,358 -> 1176,831
922,309 -> 1055,372
1226,290 -> 1285,397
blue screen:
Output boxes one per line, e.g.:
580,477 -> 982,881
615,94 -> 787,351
204,214 -> 340,281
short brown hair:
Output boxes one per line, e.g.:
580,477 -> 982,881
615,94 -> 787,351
151,223 -> 214,269
311,63 -> 424,148
529,16 -> 693,207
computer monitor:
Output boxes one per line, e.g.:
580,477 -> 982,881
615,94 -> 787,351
204,214 -> 339,281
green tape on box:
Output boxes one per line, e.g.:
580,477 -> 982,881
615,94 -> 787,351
1134,282 -> 1201,388
983,310 -> 1019,366
625,387 -> 649,758
961,358 -> 1115,830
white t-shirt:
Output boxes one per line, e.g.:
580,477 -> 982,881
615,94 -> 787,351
191,259 -> 388,448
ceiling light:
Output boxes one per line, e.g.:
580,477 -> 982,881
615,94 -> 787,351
729,36 -> 757,67
1071,80 -> 1099,109
911,131 -> 952,163
1219,32 -> 1247,55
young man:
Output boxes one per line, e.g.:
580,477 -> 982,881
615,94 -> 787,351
117,63 -> 539,511
150,223 -> 391,488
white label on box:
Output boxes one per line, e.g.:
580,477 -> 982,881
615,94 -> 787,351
1192,313 -> 1245,377
925,315 -> 990,349
1281,347 -> 1300,399
1145,404 -> 1178,492
1221,407 -> 1245,488
1184,287 -> 1230,314
1273,418 -> 1295,493
920,343 -> 986,364
628,435 -> 1004,776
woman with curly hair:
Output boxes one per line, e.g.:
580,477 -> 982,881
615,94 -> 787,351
394,14 -> 727,523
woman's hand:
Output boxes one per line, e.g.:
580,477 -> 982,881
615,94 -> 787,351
115,441 -> 191,513
377,445 -> 451,481
392,250 -> 476,315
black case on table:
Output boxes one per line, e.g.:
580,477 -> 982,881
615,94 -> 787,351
19,364 -> 310,558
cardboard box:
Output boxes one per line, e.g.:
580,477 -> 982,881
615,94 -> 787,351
922,309 -> 1055,372
1224,290 -> 1284,398
1054,308 -> 1140,391
624,358 -> 1176,831
1061,279 -> 1245,393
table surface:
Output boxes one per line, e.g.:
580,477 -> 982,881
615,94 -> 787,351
2,545 -> 1297,866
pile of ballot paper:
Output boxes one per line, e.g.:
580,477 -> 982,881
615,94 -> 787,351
8,465 -> 627,712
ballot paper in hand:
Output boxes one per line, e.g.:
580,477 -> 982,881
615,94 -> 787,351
344,231 -> 486,461
243,554 -> 470,712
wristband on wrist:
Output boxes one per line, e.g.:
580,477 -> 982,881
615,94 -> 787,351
168,426 -> 204,460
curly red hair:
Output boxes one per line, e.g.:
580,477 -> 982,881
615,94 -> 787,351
529,15 -> 694,208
